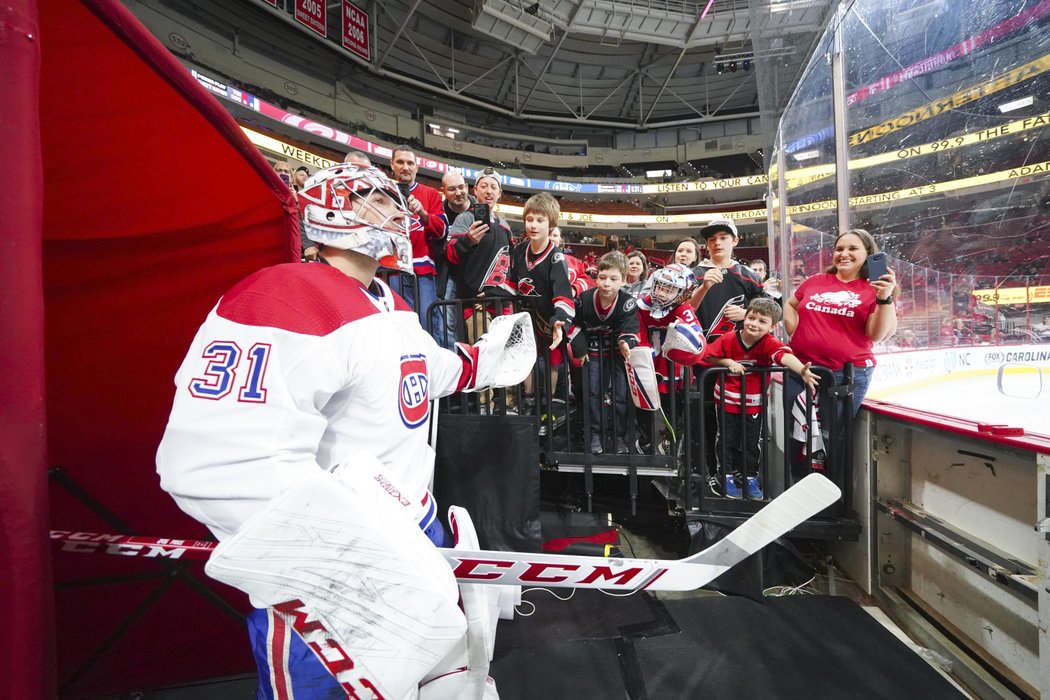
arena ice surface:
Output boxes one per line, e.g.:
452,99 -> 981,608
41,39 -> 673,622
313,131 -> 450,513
869,359 -> 1050,438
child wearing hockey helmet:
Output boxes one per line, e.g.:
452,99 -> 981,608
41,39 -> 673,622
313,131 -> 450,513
647,263 -> 698,318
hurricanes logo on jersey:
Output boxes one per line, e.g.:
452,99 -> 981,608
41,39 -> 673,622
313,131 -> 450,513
517,278 -> 537,296
482,246 -> 511,289
398,354 -> 430,429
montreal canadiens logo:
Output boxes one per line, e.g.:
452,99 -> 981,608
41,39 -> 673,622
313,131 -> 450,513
398,354 -> 430,428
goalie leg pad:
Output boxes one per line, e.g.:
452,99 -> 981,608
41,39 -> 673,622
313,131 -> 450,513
626,347 -> 660,411
205,471 -> 466,700
420,506 -> 513,699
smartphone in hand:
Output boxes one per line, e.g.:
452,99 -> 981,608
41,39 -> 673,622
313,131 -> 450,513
396,182 -> 411,202
867,252 -> 888,281
472,202 -> 491,228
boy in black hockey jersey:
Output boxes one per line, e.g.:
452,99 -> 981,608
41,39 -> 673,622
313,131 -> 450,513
568,252 -> 640,455
485,192 -> 574,423
689,217 -> 767,494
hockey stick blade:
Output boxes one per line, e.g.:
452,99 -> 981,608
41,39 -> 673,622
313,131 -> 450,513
50,474 -> 838,592
444,473 -> 838,592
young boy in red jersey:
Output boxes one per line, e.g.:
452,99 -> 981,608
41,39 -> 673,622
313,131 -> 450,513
704,298 -> 820,499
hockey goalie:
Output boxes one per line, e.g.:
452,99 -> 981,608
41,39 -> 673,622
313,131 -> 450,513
156,164 -> 533,699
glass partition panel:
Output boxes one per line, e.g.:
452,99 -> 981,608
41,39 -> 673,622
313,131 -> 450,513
773,0 -> 1050,347
778,31 -> 840,296
840,0 -> 1050,350
770,0 -> 1050,432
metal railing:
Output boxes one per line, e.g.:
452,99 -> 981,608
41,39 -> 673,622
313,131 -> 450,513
426,294 -> 855,519
688,364 -> 851,516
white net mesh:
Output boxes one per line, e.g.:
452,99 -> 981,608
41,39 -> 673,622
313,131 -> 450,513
470,313 -> 536,391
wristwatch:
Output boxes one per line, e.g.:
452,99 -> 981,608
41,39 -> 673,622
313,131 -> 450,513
876,297 -> 893,305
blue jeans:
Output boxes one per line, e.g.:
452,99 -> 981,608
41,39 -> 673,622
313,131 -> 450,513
442,278 -> 458,351
390,274 -> 450,349
784,364 -> 873,419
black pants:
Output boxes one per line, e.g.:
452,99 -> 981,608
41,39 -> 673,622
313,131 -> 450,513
586,355 -> 628,441
715,409 -> 763,478
701,372 -> 720,475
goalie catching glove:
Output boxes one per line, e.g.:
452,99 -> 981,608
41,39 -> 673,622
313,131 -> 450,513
456,312 -> 535,392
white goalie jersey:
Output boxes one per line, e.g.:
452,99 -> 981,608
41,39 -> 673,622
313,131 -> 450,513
157,263 -> 471,540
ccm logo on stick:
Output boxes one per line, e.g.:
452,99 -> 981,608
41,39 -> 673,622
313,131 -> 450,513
451,557 -> 661,588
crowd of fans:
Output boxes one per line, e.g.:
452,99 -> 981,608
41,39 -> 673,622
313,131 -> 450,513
279,152 -> 905,501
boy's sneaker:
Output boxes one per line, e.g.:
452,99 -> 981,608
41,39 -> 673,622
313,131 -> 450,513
724,475 -> 743,500
590,435 -> 603,455
615,438 -> 629,454
745,477 -> 764,500
706,475 -> 723,497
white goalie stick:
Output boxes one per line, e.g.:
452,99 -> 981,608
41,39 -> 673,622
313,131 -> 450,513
50,473 -> 838,593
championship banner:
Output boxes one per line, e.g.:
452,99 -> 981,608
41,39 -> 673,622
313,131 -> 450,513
342,1 -> 369,60
294,0 -> 327,37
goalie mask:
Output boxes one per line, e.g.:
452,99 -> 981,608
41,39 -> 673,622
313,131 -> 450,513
647,263 -> 697,319
298,165 -> 413,273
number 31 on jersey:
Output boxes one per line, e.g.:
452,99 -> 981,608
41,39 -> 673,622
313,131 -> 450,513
188,341 -> 272,403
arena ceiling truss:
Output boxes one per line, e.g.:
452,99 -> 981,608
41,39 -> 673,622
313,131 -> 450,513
187,0 -> 830,130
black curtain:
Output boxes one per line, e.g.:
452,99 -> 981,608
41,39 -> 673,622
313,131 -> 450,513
435,414 -> 542,552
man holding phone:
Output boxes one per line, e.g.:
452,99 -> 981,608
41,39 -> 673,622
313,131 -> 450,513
435,171 -> 474,348
272,160 -> 293,185
389,146 -> 448,345
446,168 -> 513,339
